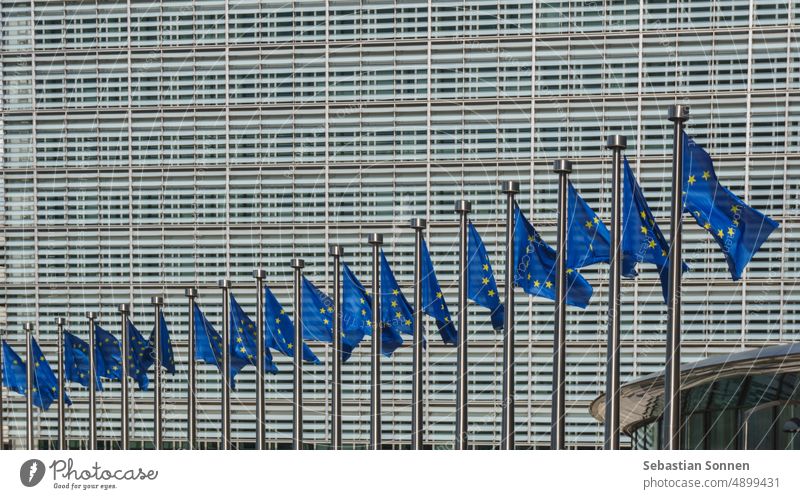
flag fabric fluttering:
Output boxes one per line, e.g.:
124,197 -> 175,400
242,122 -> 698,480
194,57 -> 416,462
682,132 -> 779,280
566,181 -> 611,269
230,292 -> 279,373
342,262 -> 378,360
147,312 -> 176,374
380,250 -> 415,339
621,156 -> 688,302
303,276 -> 367,361
1,339 -> 71,411
63,331 -> 102,390
263,285 -> 321,365
193,303 -> 249,388
419,238 -> 457,345
513,204 -> 593,308
126,319 -> 152,390
467,222 -> 504,330
94,324 -> 122,381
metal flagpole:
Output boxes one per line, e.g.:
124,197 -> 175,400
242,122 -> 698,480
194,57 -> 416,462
56,317 -> 67,450
25,322 -> 34,450
328,245 -> 344,450
253,270 -> 267,450
501,181 -> 519,450
151,296 -> 164,450
454,200 -> 471,450
184,287 -> 198,450
368,233 -> 383,450
664,104 -> 690,450
290,259 -> 305,450
0,332 -> 4,450
552,159 -> 572,450
410,218 -> 426,450
218,279 -> 232,450
605,135 -> 627,450
86,312 -> 98,450
118,304 -> 131,450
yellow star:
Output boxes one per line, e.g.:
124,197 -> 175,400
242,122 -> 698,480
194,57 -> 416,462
323,319 -> 329,325
482,264 -> 488,271
392,289 -> 399,296
527,273 -> 531,280
533,280 -> 540,287
727,227 -> 735,236
717,229 -> 724,238
688,175 -> 696,185
731,205 -> 740,214
661,249 -> 667,256
361,309 -> 366,316
396,311 -> 402,318
545,281 -> 553,289
703,222 -> 711,230
366,320 -> 372,326
487,290 -> 495,297
238,327 -> 243,333
566,268 -> 573,274
236,337 -> 243,343
239,347 -> 246,353
482,277 -> 489,285
391,300 -> 398,308
593,216 -> 599,225
436,292 -> 442,299
327,307 -> 333,313
640,226 -> 648,235
405,319 -> 411,326
648,240 -> 656,249
584,220 -> 593,229
639,210 -> 646,219
319,308 -> 326,314
275,318 -> 281,324
702,171 -> 710,181
287,343 -> 293,350
360,298 -> 365,304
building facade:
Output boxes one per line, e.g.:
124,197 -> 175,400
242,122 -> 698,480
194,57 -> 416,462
0,1 -> 797,448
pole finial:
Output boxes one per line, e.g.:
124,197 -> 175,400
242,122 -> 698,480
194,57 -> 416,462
501,180 -> 520,194
667,104 -> 690,123
85,312 -> 98,320
605,135 -> 627,150
290,258 -> 305,269
368,233 -> 383,246
553,159 -> 573,174
253,269 -> 267,279
55,317 -> 66,326
328,244 -> 344,257
410,218 -> 426,230
151,296 -> 164,306
454,200 -> 471,213
23,322 -> 33,332
218,279 -> 232,289
118,304 -> 131,315
184,287 -> 199,298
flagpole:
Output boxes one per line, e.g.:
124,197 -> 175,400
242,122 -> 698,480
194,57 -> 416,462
410,218 -> 426,450
252,270 -> 267,450
552,159 -> 572,450
86,312 -> 98,450
455,200 -> 471,450
0,332 -> 4,450
290,259 -> 305,450
184,287 -> 198,450
56,317 -> 67,450
664,104 -> 690,450
367,233 -> 383,450
501,181 -> 519,450
218,279 -> 232,450
604,135 -> 627,450
151,296 -> 164,450
24,322 -> 34,450
118,304 -> 130,450
328,245 -> 344,450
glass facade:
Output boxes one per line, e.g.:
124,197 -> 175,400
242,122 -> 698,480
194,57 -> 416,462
0,1 -> 797,448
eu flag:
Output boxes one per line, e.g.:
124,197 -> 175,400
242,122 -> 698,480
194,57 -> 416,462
230,292 -> 279,373
126,320 -> 151,390
63,331 -> 102,390
30,337 -> 71,410
622,156 -> 688,301
467,222 -> 504,330
263,285 -> 321,365
682,132 -> 779,280
342,263 -> 401,357
566,181 -> 611,269
147,312 -> 176,374
380,250 -> 414,339
94,324 -> 122,381
193,303 -> 249,388
2,339 -> 71,411
420,238 -> 456,345
513,204 -> 593,308
303,276 -> 367,362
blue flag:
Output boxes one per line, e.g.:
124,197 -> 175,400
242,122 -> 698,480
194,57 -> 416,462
380,250 -> 414,339
147,312 -> 176,374
2,339 -> 71,411
230,292 -> 279,373
342,263 -> 401,357
467,222 -> 504,330
193,303 -> 249,388
30,337 -> 71,410
264,285 -> 321,365
622,156 -> 688,302
94,324 -> 122,381
682,132 -> 779,280
303,276 -> 367,362
63,331 -> 102,390
420,238 -> 456,345
126,320 -> 151,390
513,204 -> 593,308
566,181 -> 611,269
